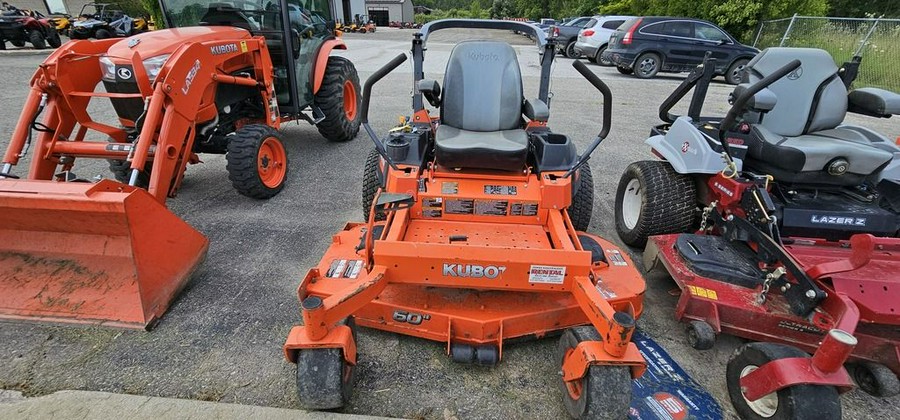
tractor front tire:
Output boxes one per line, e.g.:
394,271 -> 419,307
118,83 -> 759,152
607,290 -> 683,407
568,164 -> 594,231
28,30 -> 46,49
108,138 -> 152,188
557,326 -> 632,419
315,56 -> 361,142
362,148 -> 386,221
226,124 -> 288,199
615,160 -> 696,248
727,343 -> 842,420
95,28 -> 112,39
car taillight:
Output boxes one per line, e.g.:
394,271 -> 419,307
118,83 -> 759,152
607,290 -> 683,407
552,26 -> 559,37
622,17 -> 642,45
582,29 -> 594,37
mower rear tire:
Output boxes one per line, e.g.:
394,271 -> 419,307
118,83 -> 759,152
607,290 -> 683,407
615,160 -> 696,248
851,361 -> 900,397
11,40 -> 26,47
727,343 -> 841,420
28,30 -> 45,49
95,29 -> 112,39
558,326 -> 632,419
362,148 -> 386,221
226,124 -> 288,199
47,31 -> 62,48
568,164 -> 594,231
685,320 -> 715,350
315,56 -> 361,142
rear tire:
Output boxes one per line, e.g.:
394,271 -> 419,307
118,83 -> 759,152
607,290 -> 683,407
361,148 -> 385,221
315,56 -> 361,142
47,30 -> 62,48
557,326 -> 632,419
226,124 -> 288,199
11,40 -> 26,47
564,41 -> 578,59
726,58 -> 749,85
95,28 -> 112,39
727,343 -> 842,420
616,66 -> 633,75
596,45 -> 611,66
634,52 -> 661,79
568,164 -> 594,231
28,30 -> 46,49
614,161 -> 696,248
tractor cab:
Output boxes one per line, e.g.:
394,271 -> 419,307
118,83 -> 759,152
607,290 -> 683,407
161,0 -> 339,114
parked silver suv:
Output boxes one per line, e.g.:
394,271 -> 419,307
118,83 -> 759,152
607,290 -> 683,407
573,15 -> 634,65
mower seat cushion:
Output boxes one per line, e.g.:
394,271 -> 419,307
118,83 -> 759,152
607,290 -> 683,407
434,126 -> 528,171
746,124 -> 893,184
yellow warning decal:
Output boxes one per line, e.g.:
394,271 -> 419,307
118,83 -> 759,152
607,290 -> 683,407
240,41 -> 248,53
687,285 -> 718,300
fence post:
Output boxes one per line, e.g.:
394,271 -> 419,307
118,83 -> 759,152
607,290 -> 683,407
752,21 -> 764,47
779,13 -> 798,47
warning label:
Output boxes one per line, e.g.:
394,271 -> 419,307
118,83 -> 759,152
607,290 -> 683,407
445,198 -> 474,214
484,185 -> 518,195
422,197 -> 443,218
606,249 -> 628,266
475,200 -> 508,216
326,259 -> 363,278
442,182 -> 458,194
510,201 -> 539,216
528,265 -> 566,284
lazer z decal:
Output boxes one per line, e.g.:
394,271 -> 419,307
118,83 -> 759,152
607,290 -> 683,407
810,215 -> 866,226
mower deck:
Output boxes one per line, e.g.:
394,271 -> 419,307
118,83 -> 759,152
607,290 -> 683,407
646,233 -> 900,374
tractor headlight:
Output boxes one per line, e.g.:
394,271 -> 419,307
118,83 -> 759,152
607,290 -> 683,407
99,56 -> 116,81
142,54 -> 170,83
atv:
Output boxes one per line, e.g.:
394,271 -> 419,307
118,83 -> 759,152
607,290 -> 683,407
283,19 -> 647,418
0,8 -> 61,49
70,3 -> 146,39
614,48 -> 900,419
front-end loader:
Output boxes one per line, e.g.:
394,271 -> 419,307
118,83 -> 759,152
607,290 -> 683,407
0,0 -> 361,329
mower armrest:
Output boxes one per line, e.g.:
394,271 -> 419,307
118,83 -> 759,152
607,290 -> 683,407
416,79 -> 441,107
730,83 -> 777,113
523,98 -> 549,122
848,87 -> 900,118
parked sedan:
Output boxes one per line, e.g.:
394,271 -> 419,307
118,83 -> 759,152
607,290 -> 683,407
573,15 -> 634,65
602,16 -> 758,83
549,16 -> 593,58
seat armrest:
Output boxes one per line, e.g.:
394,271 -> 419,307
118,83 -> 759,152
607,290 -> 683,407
848,87 -> 900,118
523,98 -> 549,122
417,79 -> 441,107
730,83 -> 777,113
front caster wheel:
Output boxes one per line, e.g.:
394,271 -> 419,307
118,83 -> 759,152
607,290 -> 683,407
685,320 -> 715,350
226,124 -> 288,199
851,361 -> 900,397
557,326 -> 632,419
295,318 -> 358,410
727,343 -> 841,420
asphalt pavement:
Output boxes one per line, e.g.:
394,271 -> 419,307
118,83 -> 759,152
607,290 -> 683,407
0,28 -> 897,419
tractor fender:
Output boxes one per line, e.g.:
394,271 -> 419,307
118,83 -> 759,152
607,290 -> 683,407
311,38 -> 347,94
646,116 -> 742,175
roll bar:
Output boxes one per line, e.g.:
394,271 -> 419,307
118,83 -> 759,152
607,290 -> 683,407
360,53 -> 409,170
417,19 -> 548,48
564,60 -> 613,178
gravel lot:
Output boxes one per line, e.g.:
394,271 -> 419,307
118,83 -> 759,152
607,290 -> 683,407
0,28 -> 897,419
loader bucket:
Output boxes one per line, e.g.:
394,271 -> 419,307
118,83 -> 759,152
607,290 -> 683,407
0,179 -> 209,329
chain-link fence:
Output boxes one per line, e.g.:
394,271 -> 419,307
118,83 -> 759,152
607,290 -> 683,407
753,15 -> 900,92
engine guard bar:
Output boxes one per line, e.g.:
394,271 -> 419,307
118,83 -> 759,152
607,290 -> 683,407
360,52 -> 408,170
564,60 -> 612,178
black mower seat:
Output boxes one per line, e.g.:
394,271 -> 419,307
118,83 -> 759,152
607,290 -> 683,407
741,48 -> 893,185
435,41 -> 527,171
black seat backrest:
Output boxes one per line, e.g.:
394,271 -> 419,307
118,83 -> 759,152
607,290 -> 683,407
441,41 -> 523,132
200,3 -> 255,31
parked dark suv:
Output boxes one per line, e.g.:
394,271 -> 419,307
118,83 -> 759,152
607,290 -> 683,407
602,17 -> 758,84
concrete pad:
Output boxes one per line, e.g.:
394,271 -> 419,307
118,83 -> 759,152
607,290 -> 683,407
0,390 -> 386,420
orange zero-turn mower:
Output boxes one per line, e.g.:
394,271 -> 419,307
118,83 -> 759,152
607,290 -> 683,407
283,19 -> 646,418
0,0 -> 361,329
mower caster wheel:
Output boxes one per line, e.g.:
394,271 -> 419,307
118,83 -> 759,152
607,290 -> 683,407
727,342 -> 841,420
295,317 -> 358,410
558,326 -> 632,419
851,361 -> 900,397
226,124 -> 288,199
450,343 -> 475,363
474,345 -> 499,366
685,320 -> 715,350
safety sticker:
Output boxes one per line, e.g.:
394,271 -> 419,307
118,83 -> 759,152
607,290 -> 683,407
606,249 -> 628,266
422,198 -> 443,218
686,285 -> 718,300
528,265 -> 566,284
327,259 -> 363,278
345,260 -> 363,279
445,198 -> 474,215
484,185 -> 518,195
442,182 -> 458,194
595,277 -> 618,299
475,200 -> 508,216
240,40 -> 248,53
510,201 -> 539,216
327,259 -> 347,278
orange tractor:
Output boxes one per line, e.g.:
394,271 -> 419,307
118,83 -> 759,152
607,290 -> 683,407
0,0 -> 360,329
283,20 -> 646,418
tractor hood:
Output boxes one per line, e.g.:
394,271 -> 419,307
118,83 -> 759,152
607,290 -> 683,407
106,26 -> 252,63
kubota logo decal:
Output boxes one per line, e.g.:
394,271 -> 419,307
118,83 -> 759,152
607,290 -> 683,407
442,263 -> 506,279
210,43 -> 238,55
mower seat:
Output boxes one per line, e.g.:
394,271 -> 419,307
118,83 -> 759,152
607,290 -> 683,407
741,48 -> 893,185
435,41 -> 528,171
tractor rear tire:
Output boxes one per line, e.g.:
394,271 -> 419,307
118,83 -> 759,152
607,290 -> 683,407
95,29 -> 112,39
295,318 -> 358,410
557,326 -> 632,419
28,30 -> 45,49
727,343 -> 841,420
615,161 -> 696,248
315,56 -> 361,142
362,148 -> 386,221
226,124 -> 288,199
47,31 -> 62,48
568,164 -> 594,231
11,40 -> 26,47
